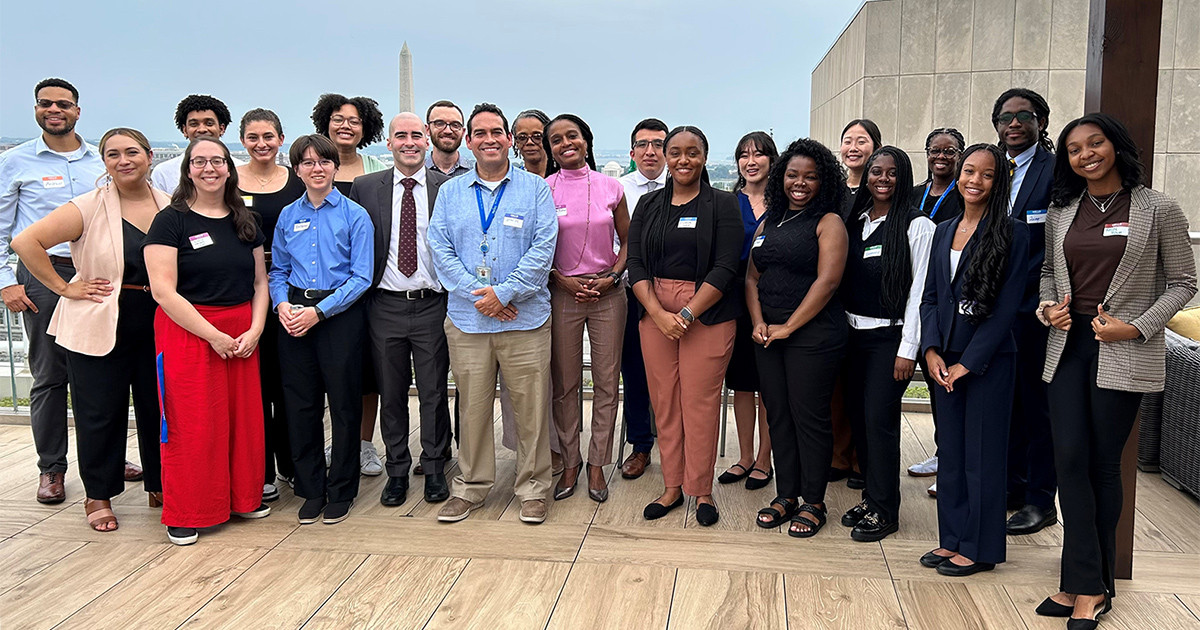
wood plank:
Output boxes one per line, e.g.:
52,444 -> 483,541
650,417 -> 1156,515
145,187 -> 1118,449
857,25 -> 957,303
896,580 -> 1027,630
304,555 -> 468,630
785,575 -> 905,630
181,550 -> 366,629
498,464 -> 601,525
1121,550 -> 1200,596
592,463 -> 687,530
0,537 -> 85,593
0,500 -> 66,538
883,538 -> 1059,591
1136,472 -> 1200,554
425,558 -> 570,629
1178,594 -> 1200,621
406,457 -> 517,521
546,562 -> 673,630
668,568 -> 785,630
685,470 -> 781,533
20,504 -> 298,549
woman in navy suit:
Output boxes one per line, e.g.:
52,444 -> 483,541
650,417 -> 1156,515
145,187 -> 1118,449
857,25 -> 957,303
918,143 -> 1029,576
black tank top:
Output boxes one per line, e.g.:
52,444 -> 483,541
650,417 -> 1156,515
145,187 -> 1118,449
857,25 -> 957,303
122,219 -> 150,286
753,209 -> 842,320
842,208 -> 923,319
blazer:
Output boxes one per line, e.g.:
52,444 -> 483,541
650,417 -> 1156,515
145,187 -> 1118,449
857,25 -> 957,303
919,213 -> 1030,375
47,183 -> 171,356
348,166 -> 449,288
626,181 -> 743,325
1011,146 -> 1054,312
1040,186 -> 1197,392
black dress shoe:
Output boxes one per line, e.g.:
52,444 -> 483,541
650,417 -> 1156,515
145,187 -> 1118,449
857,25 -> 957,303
828,467 -> 852,482
850,512 -> 899,542
298,497 -> 327,525
920,550 -> 951,568
1066,596 -> 1110,630
1035,596 -> 1074,617
846,472 -> 866,490
643,494 -> 685,520
841,501 -> 869,527
424,473 -> 449,503
936,559 -> 996,576
380,477 -> 409,506
323,499 -> 354,524
696,502 -> 719,526
1006,504 -> 1058,535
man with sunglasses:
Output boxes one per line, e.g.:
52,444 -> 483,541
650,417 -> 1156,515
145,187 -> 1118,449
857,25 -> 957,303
151,94 -> 244,194
424,100 -> 472,178
0,78 -> 106,504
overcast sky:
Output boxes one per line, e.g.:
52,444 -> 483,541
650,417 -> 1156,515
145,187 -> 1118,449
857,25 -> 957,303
0,0 -> 861,159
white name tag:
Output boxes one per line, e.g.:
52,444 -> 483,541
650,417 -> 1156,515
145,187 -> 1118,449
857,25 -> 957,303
863,245 -> 882,259
678,217 -> 698,229
1103,222 -> 1130,237
556,206 -> 568,217
1026,208 -> 1047,224
41,176 -> 65,189
752,235 -> 765,249
503,213 -> 524,228
189,232 -> 214,249
293,218 -> 311,232
241,195 -> 254,208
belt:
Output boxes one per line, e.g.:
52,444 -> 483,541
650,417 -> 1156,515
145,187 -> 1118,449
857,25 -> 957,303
49,255 -> 74,267
287,286 -> 335,306
379,288 -> 443,300
121,284 -> 151,293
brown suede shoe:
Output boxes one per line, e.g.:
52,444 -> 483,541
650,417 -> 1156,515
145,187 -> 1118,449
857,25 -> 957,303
621,452 -> 651,479
37,472 -> 65,504
124,460 -> 144,482
437,496 -> 482,522
519,499 -> 546,524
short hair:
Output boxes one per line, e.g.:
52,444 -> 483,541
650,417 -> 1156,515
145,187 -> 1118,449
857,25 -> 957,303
630,118 -> 669,148
173,95 -> 232,134
841,119 -> 883,153
991,88 -> 1053,152
311,93 -> 385,149
467,103 -> 509,136
288,134 -> 341,169
511,109 -> 550,134
34,78 -> 79,103
1050,113 -> 1145,207
426,100 -> 463,122
239,108 -> 283,138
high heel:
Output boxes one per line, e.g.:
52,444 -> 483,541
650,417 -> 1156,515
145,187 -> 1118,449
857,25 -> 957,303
1066,595 -> 1110,630
148,492 -> 163,508
586,463 -> 608,503
554,466 -> 581,500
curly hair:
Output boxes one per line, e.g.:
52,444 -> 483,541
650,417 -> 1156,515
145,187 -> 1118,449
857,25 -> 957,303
1050,113 -> 1145,207
543,114 -> 597,176
991,88 -> 1054,153
921,127 -> 966,181
173,95 -> 232,134
733,132 -> 779,192
764,137 -> 847,222
847,147 -> 918,319
171,137 -> 258,243
311,93 -> 384,149
957,144 -> 1014,325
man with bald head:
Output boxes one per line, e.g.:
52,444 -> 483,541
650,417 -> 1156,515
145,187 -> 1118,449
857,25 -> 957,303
349,112 -> 452,505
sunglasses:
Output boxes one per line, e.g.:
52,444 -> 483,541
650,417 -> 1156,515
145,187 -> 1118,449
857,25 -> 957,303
996,111 -> 1037,126
36,99 -> 77,110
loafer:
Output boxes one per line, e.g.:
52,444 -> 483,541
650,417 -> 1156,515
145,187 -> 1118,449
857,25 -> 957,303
380,477 -> 408,507
37,472 -> 66,504
643,494 -> 685,520
124,460 -> 144,482
920,550 -> 952,568
424,473 -> 449,503
323,499 -> 354,524
850,512 -> 898,542
437,497 -> 482,522
696,502 -> 719,526
1035,596 -> 1074,617
233,503 -> 271,519
841,501 -> 869,527
520,499 -> 547,524
936,559 -> 995,577
298,497 -> 327,525
621,451 -> 650,479
166,526 -> 198,546
1006,504 -> 1058,535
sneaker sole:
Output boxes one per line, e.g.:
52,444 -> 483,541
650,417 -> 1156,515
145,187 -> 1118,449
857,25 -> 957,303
360,467 -> 383,477
234,509 -> 271,519
298,516 -> 321,525
263,492 -> 280,502
907,469 -> 937,477
323,513 -> 351,524
519,514 -> 546,524
168,532 -> 198,545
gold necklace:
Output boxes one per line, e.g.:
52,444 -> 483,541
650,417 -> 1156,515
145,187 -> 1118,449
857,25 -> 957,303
248,167 -> 279,190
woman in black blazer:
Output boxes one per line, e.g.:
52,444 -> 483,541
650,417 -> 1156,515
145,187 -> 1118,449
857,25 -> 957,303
919,143 -> 1029,577
626,125 -> 743,527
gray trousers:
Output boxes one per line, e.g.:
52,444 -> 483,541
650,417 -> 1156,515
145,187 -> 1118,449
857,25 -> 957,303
17,261 -> 74,474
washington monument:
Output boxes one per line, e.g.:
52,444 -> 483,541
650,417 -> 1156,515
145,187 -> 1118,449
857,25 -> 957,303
399,42 -> 414,114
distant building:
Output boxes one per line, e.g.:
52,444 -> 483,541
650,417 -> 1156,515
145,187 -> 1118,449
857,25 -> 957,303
601,161 -> 623,178
399,43 -> 415,115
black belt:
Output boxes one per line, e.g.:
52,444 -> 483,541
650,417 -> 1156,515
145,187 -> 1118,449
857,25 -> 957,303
378,288 -> 443,300
49,255 -> 74,267
287,286 -> 335,306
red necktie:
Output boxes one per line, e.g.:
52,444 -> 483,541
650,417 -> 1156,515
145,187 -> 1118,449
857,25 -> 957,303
398,178 -> 418,277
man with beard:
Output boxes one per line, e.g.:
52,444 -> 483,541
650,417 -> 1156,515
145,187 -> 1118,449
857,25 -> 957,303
151,94 -> 243,194
424,100 -> 472,178
0,78 -> 107,503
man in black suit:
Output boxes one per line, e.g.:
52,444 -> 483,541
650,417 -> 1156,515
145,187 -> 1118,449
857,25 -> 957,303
992,88 -> 1058,535
349,112 -> 452,505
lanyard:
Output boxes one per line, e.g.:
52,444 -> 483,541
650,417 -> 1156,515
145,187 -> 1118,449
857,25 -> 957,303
920,180 -> 955,219
475,180 -> 509,235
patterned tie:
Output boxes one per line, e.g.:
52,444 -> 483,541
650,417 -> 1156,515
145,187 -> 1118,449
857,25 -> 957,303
1009,158 -> 1017,178
398,178 -> 418,277
646,180 -> 659,192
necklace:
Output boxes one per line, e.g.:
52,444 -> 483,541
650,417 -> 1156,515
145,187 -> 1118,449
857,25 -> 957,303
549,170 -> 592,273
247,166 -> 280,191
777,209 -> 802,227
1087,189 -> 1120,213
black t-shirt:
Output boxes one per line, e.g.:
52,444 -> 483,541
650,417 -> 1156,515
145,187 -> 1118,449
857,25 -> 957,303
143,205 -> 265,306
240,168 -> 305,251
657,198 -> 701,281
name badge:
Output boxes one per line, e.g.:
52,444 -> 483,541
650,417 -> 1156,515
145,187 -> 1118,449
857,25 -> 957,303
752,235 -> 765,249
189,232 -> 214,249
556,205 -> 568,217
475,265 -> 493,285
1103,222 -> 1130,237
503,213 -> 524,228
293,218 -> 311,232
1026,208 -> 1047,224
241,195 -> 254,207
678,217 -> 698,229
957,300 -> 977,316
863,245 -> 883,259
41,176 -> 64,189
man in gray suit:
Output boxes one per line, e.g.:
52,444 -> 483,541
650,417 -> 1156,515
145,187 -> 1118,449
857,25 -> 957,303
349,112 -> 452,505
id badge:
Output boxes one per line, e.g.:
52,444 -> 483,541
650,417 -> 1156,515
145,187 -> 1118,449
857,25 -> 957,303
241,195 -> 254,207
1026,208 -> 1047,224
189,232 -> 214,249
42,175 -> 65,189
1103,222 -> 1130,237
555,205 -> 568,217
863,245 -> 882,259
503,213 -> 524,228
678,217 -> 698,228
752,235 -> 765,249
475,265 -> 493,285
293,218 -> 311,232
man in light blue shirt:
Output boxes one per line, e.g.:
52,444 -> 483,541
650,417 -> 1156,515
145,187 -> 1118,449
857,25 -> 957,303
0,78 -> 105,503
428,103 -> 557,524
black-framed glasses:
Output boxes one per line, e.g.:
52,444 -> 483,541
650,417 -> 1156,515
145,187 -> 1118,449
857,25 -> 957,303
515,132 -> 543,145
926,147 -> 960,157
36,99 -> 76,110
429,120 -> 464,132
633,139 -> 665,150
996,111 -> 1037,126
189,157 -> 228,169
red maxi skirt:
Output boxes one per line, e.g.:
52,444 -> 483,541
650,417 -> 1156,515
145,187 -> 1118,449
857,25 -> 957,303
155,303 -> 264,528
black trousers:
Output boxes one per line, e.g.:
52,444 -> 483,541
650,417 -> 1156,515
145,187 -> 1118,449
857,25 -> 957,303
368,290 -> 452,477
1007,312 -> 1057,509
1047,315 -> 1142,597
621,286 -> 654,453
259,314 -> 293,484
844,326 -> 910,523
65,292 -> 161,499
18,261 -> 73,473
278,299 -> 364,503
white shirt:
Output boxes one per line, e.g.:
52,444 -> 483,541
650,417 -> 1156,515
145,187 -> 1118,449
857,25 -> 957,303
950,248 -> 963,280
151,153 -> 247,195
619,167 -> 668,217
1008,144 -> 1037,210
845,210 -> 936,361
380,167 -> 440,292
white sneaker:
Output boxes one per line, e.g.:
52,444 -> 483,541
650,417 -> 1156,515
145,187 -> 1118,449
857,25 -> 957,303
360,441 -> 383,476
324,445 -> 332,468
908,455 -> 938,477
927,482 -> 937,498
263,483 -> 279,502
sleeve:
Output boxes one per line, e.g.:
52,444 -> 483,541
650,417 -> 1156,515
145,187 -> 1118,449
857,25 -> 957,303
919,223 -> 945,355
492,180 -> 558,306
0,158 -> 22,288
1129,197 -> 1198,342
700,192 -> 742,293
315,205 -> 374,317
625,193 -> 651,285
1039,204 -> 1060,304
143,208 -> 182,249
267,212 -> 291,309
428,186 -> 481,300
960,220 -> 1030,374
900,217 -> 935,361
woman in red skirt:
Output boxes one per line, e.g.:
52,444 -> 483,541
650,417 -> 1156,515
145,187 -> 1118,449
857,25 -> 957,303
143,136 -> 271,545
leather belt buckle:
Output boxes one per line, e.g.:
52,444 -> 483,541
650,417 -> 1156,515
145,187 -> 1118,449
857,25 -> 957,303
405,289 -> 425,300
303,289 -> 321,299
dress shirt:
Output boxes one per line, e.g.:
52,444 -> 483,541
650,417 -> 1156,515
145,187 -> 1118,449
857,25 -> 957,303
0,136 -> 105,287
380,167 -> 440,292
619,167 -> 668,217
269,187 -> 374,317
1007,144 -> 1037,210
428,164 -> 558,334
151,153 -> 247,195
425,153 -> 472,178
845,210 -> 936,361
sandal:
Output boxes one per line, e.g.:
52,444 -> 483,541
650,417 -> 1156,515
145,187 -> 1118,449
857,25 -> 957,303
788,503 -> 827,538
756,496 -> 798,528
745,467 -> 773,491
84,498 -> 118,532
717,463 -> 751,484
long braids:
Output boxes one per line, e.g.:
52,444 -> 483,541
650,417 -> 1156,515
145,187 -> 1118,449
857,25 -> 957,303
991,88 -> 1054,153
922,127 -> 965,182
847,147 -> 918,319
643,126 -> 709,271
958,144 -> 1014,324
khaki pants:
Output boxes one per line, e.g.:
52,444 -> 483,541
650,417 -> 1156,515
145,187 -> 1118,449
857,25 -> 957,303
445,319 -> 553,503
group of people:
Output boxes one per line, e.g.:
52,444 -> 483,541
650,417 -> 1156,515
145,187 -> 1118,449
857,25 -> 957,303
1,78 -> 1194,630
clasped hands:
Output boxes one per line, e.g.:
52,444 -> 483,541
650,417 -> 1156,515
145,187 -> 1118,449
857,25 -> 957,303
924,348 -> 969,393
1041,294 -> 1139,342
552,270 -> 616,303
277,302 -> 320,337
472,287 -> 518,321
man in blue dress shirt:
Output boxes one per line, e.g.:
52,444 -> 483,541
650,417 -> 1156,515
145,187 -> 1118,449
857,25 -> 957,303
429,103 -> 558,524
269,134 -> 374,526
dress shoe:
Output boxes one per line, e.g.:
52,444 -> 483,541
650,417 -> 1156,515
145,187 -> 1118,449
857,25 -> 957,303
1066,596 -> 1110,630
846,472 -> 866,490
437,496 -> 482,522
586,464 -> 608,502
380,477 -> 409,506
828,467 -> 852,482
323,499 -> 354,524
124,460 -> 144,482
920,550 -> 953,568
841,500 -> 869,527
233,503 -> 271,518
936,559 -> 995,577
166,526 -> 198,545
555,465 -> 581,500
1035,596 -> 1074,617
643,494 -> 685,520
520,499 -> 547,523
621,451 -> 650,479
298,497 -> 327,524
696,501 -> 719,526
37,472 -> 65,504
1006,504 -> 1058,535
424,473 -> 449,503
850,512 -> 899,542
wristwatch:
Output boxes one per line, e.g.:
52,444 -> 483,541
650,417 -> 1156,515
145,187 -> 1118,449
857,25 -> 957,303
314,306 -> 327,322
679,306 -> 695,323
607,271 -> 622,284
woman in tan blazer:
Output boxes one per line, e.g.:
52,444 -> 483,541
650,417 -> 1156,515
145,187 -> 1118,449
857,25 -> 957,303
12,128 -> 169,532
1036,113 -> 1196,629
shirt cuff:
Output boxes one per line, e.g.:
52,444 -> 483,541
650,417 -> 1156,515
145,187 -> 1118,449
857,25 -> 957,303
898,340 -> 920,362
492,284 -> 513,306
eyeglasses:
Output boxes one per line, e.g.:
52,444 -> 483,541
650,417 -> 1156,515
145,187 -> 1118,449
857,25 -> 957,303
996,111 -> 1037,126
36,99 -> 77,110
331,116 -> 362,128
926,147 -> 960,157
633,140 -> 665,150
298,159 -> 336,170
429,120 -> 464,132
189,157 -> 227,169
514,132 -> 543,145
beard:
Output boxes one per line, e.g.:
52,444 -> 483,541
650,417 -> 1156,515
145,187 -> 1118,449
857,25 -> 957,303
432,134 -> 462,153
38,118 -> 76,137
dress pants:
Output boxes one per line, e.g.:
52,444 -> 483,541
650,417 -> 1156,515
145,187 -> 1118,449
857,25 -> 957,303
1048,315 -> 1142,597
259,313 -> 293,484
843,326 -> 910,523
278,300 -> 364,503
550,285 -> 626,468
933,350 -> 1015,565
639,279 -> 735,497
17,261 -> 73,474
66,291 -> 161,500
445,319 -> 552,503
1007,312 -> 1057,509
830,377 -> 859,474
368,290 -> 451,477
620,286 -> 654,453
499,372 -> 561,453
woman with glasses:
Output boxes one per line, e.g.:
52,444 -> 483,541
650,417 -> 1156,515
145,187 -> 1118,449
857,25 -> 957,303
513,109 -> 550,177
143,137 -> 271,545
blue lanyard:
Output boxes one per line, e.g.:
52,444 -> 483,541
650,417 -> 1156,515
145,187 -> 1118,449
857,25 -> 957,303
920,180 -> 955,219
475,180 -> 509,235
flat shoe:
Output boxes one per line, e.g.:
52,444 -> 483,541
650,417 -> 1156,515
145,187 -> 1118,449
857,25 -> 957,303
717,463 -> 751,484
936,560 -> 995,577
1035,596 -> 1073,617
643,494 -> 685,520
696,502 -> 719,526
920,550 -> 952,568
745,467 -> 773,491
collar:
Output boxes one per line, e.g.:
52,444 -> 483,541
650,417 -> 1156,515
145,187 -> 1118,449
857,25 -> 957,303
393,166 -> 427,187
1011,144 -> 1037,169
300,186 -> 344,211
857,208 -> 887,225
470,163 -> 512,188
34,134 -> 91,159
426,151 -> 463,172
556,166 -> 591,180
631,167 -> 667,188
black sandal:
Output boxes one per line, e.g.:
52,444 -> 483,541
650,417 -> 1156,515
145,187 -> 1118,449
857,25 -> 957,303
717,463 -> 751,484
756,496 -> 797,528
745,467 -> 773,491
788,503 -> 827,538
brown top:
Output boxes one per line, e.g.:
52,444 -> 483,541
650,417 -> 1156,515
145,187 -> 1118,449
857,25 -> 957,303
1064,189 -> 1131,315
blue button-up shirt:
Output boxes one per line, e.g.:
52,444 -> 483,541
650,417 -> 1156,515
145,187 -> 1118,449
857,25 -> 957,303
429,165 -> 557,333
269,187 -> 374,318
0,136 -> 105,287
